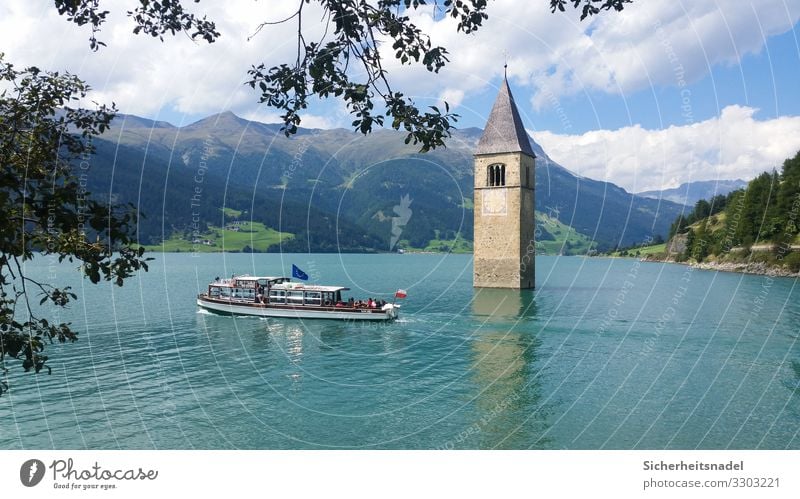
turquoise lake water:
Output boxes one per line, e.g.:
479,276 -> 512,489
1,253 -> 798,449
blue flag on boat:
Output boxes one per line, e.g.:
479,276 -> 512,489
292,264 -> 309,281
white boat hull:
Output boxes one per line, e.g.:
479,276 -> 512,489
197,298 -> 398,321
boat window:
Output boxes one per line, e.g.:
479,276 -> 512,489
269,290 -> 286,304
287,290 -> 304,304
305,291 -> 321,306
220,287 -> 231,297
209,286 -> 221,297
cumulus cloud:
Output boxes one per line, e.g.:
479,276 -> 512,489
0,0 -> 323,120
377,0 -> 800,110
542,0 -> 800,103
535,105 -> 800,192
1,0 -> 798,126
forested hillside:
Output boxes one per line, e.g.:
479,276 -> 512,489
662,151 -> 800,271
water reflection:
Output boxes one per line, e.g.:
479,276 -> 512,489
194,311 -> 275,355
317,322 -> 350,351
472,288 -> 530,319
469,289 -> 550,448
257,320 -> 307,392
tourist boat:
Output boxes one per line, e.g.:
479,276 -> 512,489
196,275 -> 400,321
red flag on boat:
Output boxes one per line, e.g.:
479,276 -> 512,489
395,289 -> 407,299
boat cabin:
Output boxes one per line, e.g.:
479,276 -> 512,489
206,275 -> 288,302
267,282 -> 348,307
205,275 -> 348,307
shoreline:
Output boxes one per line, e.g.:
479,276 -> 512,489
640,255 -> 800,279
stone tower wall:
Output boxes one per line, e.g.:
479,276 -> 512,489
473,152 -> 535,288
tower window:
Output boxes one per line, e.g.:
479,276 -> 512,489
487,163 -> 505,187
526,165 -> 530,187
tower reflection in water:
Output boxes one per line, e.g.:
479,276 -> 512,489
469,288 -> 550,448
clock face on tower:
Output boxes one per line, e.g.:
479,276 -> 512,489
481,188 -> 507,216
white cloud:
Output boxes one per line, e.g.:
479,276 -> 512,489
535,105 -> 800,192
545,0 -> 800,104
376,0 -> 800,110
1,0 -> 798,125
558,0 -> 800,99
0,0 -> 323,120
241,109 -> 339,130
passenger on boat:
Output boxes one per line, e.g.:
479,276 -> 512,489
348,297 -> 355,308
335,301 -> 345,308
367,298 -> 375,308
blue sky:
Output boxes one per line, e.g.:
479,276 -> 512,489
1,0 -> 800,192
515,28 -> 800,134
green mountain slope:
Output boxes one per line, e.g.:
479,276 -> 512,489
657,151 -> 800,272
81,112 -> 687,253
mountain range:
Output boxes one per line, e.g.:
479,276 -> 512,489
637,179 -> 748,206
82,111 -> 691,253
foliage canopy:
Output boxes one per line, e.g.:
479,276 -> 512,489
0,54 -> 150,394
671,151 -> 800,263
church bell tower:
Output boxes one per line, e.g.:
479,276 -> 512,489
473,75 -> 536,289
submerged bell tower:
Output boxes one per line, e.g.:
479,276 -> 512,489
473,74 -> 536,289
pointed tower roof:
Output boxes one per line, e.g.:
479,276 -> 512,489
475,77 -> 535,157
